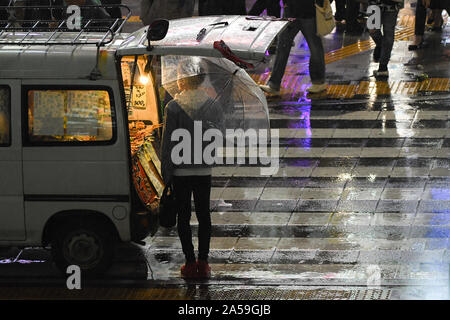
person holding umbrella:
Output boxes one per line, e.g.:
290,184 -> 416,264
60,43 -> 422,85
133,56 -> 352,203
161,58 -> 216,279
160,55 -> 273,279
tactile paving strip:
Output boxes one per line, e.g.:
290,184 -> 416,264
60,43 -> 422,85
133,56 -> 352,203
0,287 -> 392,300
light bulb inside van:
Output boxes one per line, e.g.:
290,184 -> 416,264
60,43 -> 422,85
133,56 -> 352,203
139,75 -> 149,85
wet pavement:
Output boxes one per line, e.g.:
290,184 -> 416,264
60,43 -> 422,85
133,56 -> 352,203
0,2 -> 449,300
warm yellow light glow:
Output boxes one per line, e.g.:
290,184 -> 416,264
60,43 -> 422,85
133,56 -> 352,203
140,76 -> 149,85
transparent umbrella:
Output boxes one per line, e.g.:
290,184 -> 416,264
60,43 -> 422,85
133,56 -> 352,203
161,55 -> 270,135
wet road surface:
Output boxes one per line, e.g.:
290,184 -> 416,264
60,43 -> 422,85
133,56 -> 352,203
0,2 -> 449,300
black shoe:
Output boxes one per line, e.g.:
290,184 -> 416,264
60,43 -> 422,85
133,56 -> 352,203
373,46 -> 381,63
408,42 -> 424,51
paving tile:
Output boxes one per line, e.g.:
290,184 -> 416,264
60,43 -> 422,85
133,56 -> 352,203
233,167 -> 271,177
254,200 -> 298,212
436,148 -> 450,158
335,201 -> 378,213
339,111 -> 380,120
376,200 -> 419,213
381,188 -> 424,200
415,111 -> 449,120
288,212 -> 332,226
212,167 -> 236,177
220,187 -> 264,200
248,212 -> 292,226
421,188 -> 450,200
321,147 -> 362,158
283,147 -> 324,158
341,188 -> 383,200
328,212 -> 374,225
294,128 -> 335,138
209,212 -> 252,225
260,187 -> 302,200
272,166 -> 313,178
378,110 -> 416,120
414,214 -> 450,226
311,167 -> 354,177
430,167 -> 450,177
295,200 -> 338,213
399,147 -> 439,158
234,238 -> 279,250
417,200 -> 450,213
271,250 -> 317,263
210,237 -> 239,250
390,167 -> 430,177
299,188 -> 342,200
360,148 -> 401,158
372,213 -> 415,226
352,166 -> 393,177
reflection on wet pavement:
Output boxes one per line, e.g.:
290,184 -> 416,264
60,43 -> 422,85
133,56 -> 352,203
0,5 -> 449,300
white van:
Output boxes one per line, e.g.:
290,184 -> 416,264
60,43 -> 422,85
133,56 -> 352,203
0,11 -> 288,276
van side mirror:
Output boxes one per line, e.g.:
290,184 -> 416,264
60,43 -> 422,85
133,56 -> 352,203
147,19 -> 169,50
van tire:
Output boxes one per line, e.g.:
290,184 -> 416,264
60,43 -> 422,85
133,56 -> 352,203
51,219 -> 115,278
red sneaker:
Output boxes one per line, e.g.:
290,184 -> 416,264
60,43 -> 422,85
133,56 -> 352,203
181,263 -> 198,279
197,260 -> 211,279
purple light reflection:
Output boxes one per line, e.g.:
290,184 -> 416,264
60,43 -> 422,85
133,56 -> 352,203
429,188 -> 450,201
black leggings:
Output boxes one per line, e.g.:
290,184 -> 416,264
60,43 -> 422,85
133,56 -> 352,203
173,175 -> 212,263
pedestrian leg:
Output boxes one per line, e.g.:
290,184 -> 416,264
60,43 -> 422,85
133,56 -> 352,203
267,19 -> 303,90
266,0 -> 281,18
345,0 -> 362,33
299,18 -> 326,85
368,21 -> 383,62
409,0 -> 427,49
192,175 -> 212,262
334,0 -> 346,21
379,9 -> 399,69
248,0 -> 266,16
174,176 -> 196,263
198,0 -> 208,15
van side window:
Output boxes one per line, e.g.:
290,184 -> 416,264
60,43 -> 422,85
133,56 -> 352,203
0,87 -> 10,146
26,89 -> 114,144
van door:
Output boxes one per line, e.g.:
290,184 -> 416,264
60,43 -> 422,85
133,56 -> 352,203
0,80 -> 25,241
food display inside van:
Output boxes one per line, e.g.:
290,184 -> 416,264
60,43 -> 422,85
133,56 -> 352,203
121,55 -> 164,214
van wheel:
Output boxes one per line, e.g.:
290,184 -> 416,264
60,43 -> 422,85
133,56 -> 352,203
51,220 -> 115,278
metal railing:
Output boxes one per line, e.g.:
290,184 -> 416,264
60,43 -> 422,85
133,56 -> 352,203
0,4 -> 131,47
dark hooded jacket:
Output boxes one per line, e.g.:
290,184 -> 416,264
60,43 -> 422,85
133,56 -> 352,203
161,89 -> 222,184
